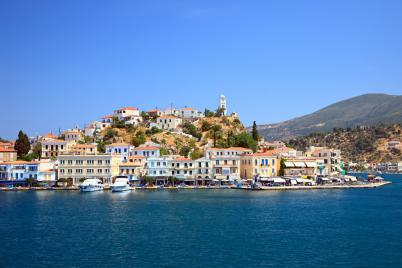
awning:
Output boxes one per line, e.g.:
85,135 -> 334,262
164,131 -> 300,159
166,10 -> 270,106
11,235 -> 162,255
284,162 -> 295,167
305,162 -> 317,168
272,177 -> 286,183
293,162 -> 306,168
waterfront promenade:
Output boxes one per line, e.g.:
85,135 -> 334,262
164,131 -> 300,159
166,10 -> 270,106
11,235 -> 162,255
0,180 -> 391,192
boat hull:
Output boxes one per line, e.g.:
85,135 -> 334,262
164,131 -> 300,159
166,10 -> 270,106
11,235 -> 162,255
111,186 -> 130,192
80,185 -> 103,192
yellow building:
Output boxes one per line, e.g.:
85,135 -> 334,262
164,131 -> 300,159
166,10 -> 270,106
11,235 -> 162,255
119,156 -> 146,180
205,147 -> 252,181
69,144 -> 98,155
41,139 -> 73,158
58,154 -> 121,185
0,148 -> 17,162
62,130 -> 84,142
240,152 -> 279,180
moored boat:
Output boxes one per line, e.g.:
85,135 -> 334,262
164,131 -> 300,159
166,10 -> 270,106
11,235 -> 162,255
111,176 -> 130,192
79,179 -> 104,192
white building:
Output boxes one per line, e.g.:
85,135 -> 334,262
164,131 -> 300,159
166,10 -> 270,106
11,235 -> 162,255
205,147 -> 252,181
84,121 -> 110,137
105,143 -> 134,162
62,129 -> 83,142
114,107 -> 140,120
146,156 -> 173,184
101,115 -> 114,125
132,145 -> 160,158
194,157 -> 212,185
219,94 -> 227,116
156,116 -> 182,131
170,157 -> 195,184
178,108 -> 204,119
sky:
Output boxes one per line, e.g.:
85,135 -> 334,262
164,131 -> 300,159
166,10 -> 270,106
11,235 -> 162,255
1,0 -> 402,140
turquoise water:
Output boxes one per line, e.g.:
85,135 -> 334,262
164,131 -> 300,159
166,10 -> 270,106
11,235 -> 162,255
1,174 -> 402,267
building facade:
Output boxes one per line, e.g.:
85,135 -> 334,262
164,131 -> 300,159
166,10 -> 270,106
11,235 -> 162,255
205,147 -> 252,182
105,143 -> 133,162
41,139 -> 72,159
0,148 -> 17,162
58,154 -> 121,185
156,116 -> 182,131
240,152 -> 279,180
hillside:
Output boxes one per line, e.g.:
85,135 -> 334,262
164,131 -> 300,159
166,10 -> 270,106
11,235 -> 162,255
287,124 -> 402,163
254,94 -> 402,140
98,115 -> 254,158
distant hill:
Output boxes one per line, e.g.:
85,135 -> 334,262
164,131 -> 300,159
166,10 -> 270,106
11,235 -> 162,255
286,124 -> 402,163
254,94 -> 402,140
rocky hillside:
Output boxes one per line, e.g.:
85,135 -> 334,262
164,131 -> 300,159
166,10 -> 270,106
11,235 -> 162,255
98,115 -> 255,158
287,124 -> 402,163
254,94 -> 402,140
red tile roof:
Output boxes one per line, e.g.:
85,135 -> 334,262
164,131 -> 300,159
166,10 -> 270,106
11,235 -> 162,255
116,107 -> 139,111
134,146 -> 159,151
0,148 -> 16,152
159,115 -> 180,119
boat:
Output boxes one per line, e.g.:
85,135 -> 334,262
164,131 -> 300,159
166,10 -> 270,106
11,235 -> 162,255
111,176 -> 130,192
79,179 -> 104,192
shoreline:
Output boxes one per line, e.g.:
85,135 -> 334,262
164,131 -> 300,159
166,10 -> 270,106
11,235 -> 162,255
234,181 -> 391,191
0,181 -> 392,192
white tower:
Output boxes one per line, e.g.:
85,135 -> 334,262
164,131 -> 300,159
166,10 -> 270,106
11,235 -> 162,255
219,94 -> 227,116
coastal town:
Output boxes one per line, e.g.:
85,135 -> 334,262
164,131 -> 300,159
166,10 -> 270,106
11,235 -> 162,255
0,95 -> 396,191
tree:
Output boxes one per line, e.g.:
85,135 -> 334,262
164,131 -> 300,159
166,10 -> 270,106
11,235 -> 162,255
209,125 -> 223,147
97,139 -> 106,153
168,177 -> 179,186
14,130 -> 30,158
201,120 -> 212,132
179,146 -> 192,157
279,158 -> 286,176
131,131 -> 146,147
233,132 -> 257,152
252,121 -> 259,141
26,178 -> 36,187
204,109 -> 215,117
182,122 -> 202,140
160,147 -> 169,155
31,142 -> 42,160
215,107 -> 225,117
190,149 -> 204,160
112,117 -> 125,128
104,128 -> 118,140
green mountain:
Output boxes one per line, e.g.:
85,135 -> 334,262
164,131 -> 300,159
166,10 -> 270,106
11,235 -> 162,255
255,94 -> 402,140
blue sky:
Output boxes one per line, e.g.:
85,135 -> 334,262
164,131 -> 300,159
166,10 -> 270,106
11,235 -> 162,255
1,0 -> 402,140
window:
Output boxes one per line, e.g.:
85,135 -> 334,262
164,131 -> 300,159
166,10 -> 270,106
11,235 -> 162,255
98,160 -> 102,165
97,169 -> 102,174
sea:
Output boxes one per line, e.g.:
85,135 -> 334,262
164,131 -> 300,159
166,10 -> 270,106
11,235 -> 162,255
1,174 -> 401,267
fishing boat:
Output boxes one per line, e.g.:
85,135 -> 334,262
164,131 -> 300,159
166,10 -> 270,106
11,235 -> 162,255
79,179 -> 104,192
111,176 -> 130,192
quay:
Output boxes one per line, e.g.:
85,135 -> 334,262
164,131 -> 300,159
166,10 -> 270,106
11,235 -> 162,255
0,181 -> 391,192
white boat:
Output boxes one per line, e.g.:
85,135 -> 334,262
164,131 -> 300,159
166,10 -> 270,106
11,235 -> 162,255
111,176 -> 130,192
80,179 -> 104,192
